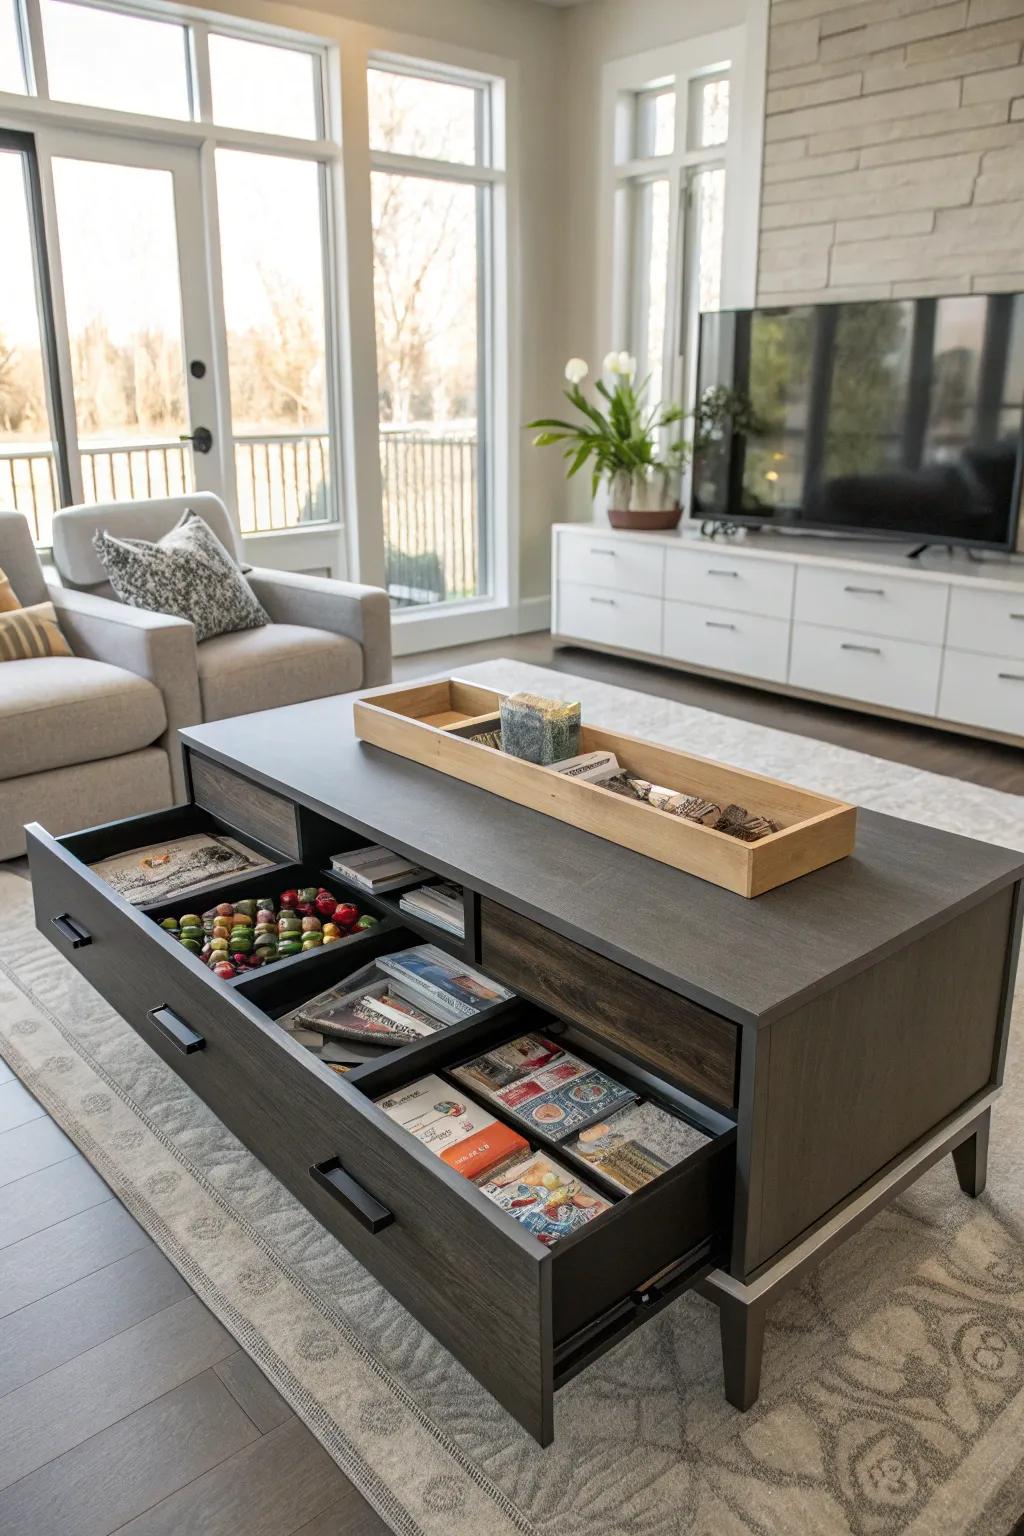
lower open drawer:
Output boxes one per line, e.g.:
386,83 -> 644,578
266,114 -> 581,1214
27,805 -> 736,1445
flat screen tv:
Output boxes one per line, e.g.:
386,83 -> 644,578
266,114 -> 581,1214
693,293 -> 1024,551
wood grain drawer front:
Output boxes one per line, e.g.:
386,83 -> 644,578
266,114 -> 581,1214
794,563 -> 949,644
557,532 -> 664,597
789,622 -> 942,715
189,752 -> 300,861
25,821 -> 554,1445
557,582 -> 663,654
478,899 -> 738,1111
938,650 -> 1024,737
665,548 -> 794,620
946,585 -> 1024,661
662,601 -> 790,685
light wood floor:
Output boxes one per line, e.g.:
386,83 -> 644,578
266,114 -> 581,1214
2,636 -> 1020,1536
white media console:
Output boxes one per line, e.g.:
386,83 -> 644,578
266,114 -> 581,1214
551,522 -> 1024,746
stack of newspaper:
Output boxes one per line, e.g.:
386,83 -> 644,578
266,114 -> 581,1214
376,945 -> 513,1024
398,882 -> 465,939
329,844 -> 428,892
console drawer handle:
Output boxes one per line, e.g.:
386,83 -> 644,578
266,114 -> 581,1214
51,913 -> 91,949
706,620 -> 736,630
707,569 -> 738,577
841,642 -> 882,655
148,1006 -> 205,1054
310,1158 -> 394,1233
589,596 -> 616,605
998,671 -> 1024,682
843,584 -> 885,595
590,547 -> 616,555
1010,612 -> 1023,621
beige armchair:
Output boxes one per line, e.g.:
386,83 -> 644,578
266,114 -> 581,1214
0,510 -> 183,860
50,493 -> 392,793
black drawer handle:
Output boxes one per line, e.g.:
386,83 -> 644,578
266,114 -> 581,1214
706,620 -> 736,630
148,1006 -> 205,1054
998,671 -> 1024,683
310,1158 -> 393,1234
707,568 -> 739,577
843,584 -> 885,596
841,642 -> 882,655
51,913 -> 91,949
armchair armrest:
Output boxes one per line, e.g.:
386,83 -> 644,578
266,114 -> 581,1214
47,582 -> 201,798
246,567 -> 392,687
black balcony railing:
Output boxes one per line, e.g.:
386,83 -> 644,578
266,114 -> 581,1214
2,425 -> 483,609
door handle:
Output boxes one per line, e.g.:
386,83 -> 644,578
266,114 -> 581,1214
310,1158 -> 394,1233
179,426 -> 213,454
148,1006 -> 205,1054
51,913 -> 91,949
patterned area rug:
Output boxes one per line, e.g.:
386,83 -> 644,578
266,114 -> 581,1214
2,657 -> 1023,1536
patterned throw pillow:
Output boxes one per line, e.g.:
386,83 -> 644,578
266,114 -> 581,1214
0,565 -> 21,612
0,601 -> 73,661
92,509 -> 268,644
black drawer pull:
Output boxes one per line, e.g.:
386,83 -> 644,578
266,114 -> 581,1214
148,1006 -> 205,1054
998,671 -> 1024,683
310,1158 -> 393,1233
706,620 -> 736,630
707,568 -> 739,577
51,913 -> 91,949
843,584 -> 885,595
841,642 -> 882,655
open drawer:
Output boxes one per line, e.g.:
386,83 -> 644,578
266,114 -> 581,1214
27,806 -> 735,1445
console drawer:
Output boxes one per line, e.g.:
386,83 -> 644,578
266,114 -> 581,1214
665,547 -> 794,620
946,585 -> 1024,662
479,898 -> 739,1110
557,531 -> 664,597
789,622 -> 942,715
938,650 -> 1024,738
662,600 -> 790,684
795,563 -> 948,644
557,582 -> 663,654
27,810 -> 736,1446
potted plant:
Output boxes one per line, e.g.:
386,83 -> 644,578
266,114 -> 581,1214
527,353 -> 685,530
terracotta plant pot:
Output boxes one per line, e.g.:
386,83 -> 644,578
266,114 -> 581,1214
607,504 -> 683,531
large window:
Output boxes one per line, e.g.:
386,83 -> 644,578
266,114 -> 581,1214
0,134 -> 65,542
0,1 -> 341,552
613,64 -> 731,420
368,63 -> 500,609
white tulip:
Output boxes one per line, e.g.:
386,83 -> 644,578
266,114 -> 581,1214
564,358 -> 589,385
602,350 -> 621,375
618,351 -> 637,379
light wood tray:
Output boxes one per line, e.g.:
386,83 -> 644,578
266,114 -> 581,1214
353,678 -> 857,897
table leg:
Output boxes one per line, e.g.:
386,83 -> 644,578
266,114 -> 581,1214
952,1109 -> 990,1198
717,1292 -> 767,1411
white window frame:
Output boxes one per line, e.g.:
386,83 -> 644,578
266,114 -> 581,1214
0,0 -> 350,577
598,20 -> 766,511
362,48 -> 514,646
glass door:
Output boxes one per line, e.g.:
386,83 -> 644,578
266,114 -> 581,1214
0,131 -> 69,547
37,131 -> 223,505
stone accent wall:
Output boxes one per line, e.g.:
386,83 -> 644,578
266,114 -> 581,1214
758,0 -> 1024,302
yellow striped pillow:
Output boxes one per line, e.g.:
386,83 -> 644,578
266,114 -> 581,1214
0,601 -> 72,662
0,566 -> 20,613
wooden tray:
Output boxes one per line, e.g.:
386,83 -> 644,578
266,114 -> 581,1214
353,678 -> 856,897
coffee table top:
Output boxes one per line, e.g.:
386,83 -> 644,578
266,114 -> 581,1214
182,689 -> 1023,1027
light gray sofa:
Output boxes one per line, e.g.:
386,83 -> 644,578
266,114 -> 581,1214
50,494 -> 392,800
0,509 -> 184,860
